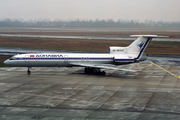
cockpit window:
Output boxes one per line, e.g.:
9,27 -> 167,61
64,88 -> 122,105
10,56 -> 16,60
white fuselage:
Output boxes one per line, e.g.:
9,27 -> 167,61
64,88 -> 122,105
4,52 -> 138,67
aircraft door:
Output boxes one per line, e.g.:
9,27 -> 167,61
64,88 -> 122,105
25,55 -> 29,63
64,55 -> 68,63
82,57 -> 89,62
81,57 -> 84,61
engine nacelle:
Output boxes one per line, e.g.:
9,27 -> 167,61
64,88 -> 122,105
109,47 -> 127,54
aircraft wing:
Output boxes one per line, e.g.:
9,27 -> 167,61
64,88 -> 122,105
70,63 -> 141,72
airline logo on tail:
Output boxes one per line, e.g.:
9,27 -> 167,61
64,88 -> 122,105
137,41 -> 144,50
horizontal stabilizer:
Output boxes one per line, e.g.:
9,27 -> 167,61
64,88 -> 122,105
130,35 -> 170,38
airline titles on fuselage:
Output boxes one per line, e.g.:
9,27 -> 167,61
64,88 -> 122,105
35,54 -> 63,58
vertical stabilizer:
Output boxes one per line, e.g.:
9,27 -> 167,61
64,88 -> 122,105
128,35 -> 169,60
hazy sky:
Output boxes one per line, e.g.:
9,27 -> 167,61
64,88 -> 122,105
0,0 -> 180,21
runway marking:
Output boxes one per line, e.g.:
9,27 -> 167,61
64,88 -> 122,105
147,60 -> 180,79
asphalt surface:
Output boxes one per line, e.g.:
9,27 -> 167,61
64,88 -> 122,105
0,58 -> 180,120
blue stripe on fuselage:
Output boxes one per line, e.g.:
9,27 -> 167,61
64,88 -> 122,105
10,57 -> 133,61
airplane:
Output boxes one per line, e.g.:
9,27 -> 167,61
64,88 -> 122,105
3,35 -> 169,75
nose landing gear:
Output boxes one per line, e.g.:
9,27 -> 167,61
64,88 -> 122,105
27,67 -> 31,74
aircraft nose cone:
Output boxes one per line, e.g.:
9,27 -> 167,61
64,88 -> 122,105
4,60 -> 9,65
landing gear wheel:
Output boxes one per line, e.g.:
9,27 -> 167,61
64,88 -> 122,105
84,67 -> 106,75
27,71 -> 31,75
27,67 -> 31,75
27,70 -> 31,75
101,71 -> 106,75
85,67 -> 88,73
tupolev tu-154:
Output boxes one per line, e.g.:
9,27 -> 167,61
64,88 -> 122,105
4,35 -> 169,75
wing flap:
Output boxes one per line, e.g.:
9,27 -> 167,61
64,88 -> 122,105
70,63 -> 141,73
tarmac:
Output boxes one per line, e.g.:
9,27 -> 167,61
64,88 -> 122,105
0,59 -> 180,120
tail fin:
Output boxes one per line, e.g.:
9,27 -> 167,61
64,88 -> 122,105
127,35 -> 169,61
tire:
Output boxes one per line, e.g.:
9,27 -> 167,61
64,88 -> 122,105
27,71 -> 31,74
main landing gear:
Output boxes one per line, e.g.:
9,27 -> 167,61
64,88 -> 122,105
84,67 -> 106,75
27,67 -> 31,75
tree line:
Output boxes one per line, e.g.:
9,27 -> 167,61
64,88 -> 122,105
0,19 -> 180,28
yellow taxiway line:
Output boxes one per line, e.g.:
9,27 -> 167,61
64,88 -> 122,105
147,60 -> 180,79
